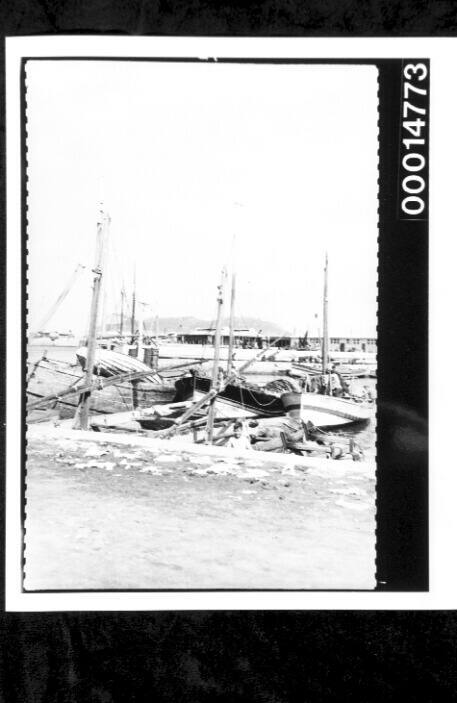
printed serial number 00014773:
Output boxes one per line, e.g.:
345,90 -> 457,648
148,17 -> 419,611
400,62 -> 428,217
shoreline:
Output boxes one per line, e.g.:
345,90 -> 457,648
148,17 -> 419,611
24,427 -> 376,591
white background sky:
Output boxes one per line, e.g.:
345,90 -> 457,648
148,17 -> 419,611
26,60 -> 378,337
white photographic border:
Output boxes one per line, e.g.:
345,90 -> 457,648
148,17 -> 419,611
6,36 -> 451,611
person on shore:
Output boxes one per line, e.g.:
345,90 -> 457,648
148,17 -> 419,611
251,395 -> 306,452
310,375 -> 319,393
330,369 -> 343,397
216,367 -> 226,390
250,423 -> 287,453
363,384 -> 374,401
319,372 -> 330,395
226,421 -> 252,451
300,373 -> 310,392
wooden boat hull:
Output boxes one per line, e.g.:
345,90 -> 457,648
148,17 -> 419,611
173,375 -> 285,418
27,359 -> 175,419
290,362 -> 370,379
76,347 -> 159,380
334,365 -> 370,378
173,376 -> 371,428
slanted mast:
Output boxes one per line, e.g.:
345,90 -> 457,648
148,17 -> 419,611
227,269 -> 236,375
130,267 -> 136,343
322,253 -> 329,380
119,286 -> 126,338
74,206 -> 109,429
206,268 -> 226,444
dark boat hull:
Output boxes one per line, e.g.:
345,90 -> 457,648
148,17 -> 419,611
174,376 -> 285,417
173,376 -> 371,428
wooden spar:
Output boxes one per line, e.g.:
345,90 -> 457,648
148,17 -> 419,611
155,315 -> 159,344
194,420 -> 233,445
27,355 -> 46,383
170,389 -> 218,430
322,252 -> 329,383
87,408 -> 141,428
158,334 -> 286,438
74,209 -> 108,430
227,235 -> 236,375
154,358 -> 207,377
148,415 -> 237,440
227,272 -> 236,375
119,286 -> 126,337
232,336 -> 283,376
89,410 -> 212,436
27,358 -> 206,411
206,268 -> 226,444
137,301 -> 145,363
130,266 -> 136,343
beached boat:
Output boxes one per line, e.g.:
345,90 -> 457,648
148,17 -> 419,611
289,361 -> 371,379
332,365 -> 371,378
289,362 -> 322,376
173,375 -> 370,428
27,211 -> 182,421
169,254 -> 371,430
27,356 -> 176,419
75,346 -> 159,380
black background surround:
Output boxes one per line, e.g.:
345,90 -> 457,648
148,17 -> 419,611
0,1 -> 450,700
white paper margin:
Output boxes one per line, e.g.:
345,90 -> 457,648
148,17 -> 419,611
6,36 -> 453,611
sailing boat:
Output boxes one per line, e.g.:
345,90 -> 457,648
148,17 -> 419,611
27,209 -> 177,420
291,253 -> 371,425
173,372 -> 370,427
173,255 -> 371,429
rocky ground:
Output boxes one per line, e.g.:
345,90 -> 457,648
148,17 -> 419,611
24,434 -> 376,590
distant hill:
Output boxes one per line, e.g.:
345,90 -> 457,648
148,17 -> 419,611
107,314 -> 290,336
145,316 -> 290,336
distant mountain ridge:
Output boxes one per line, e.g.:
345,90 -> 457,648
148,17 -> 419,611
145,316 -> 290,336
108,314 -> 290,336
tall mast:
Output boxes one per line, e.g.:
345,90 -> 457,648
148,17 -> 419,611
99,223 -> 110,340
100,289 -> 108,338
119,286 -> 125,337
322,252 -> 329,381
75,206 -> 108,430
227,269 -> 236,374
130,266 -> 136,342
206,268 -> 225,444
227,234 -> 237,374
137,301 -> 145,363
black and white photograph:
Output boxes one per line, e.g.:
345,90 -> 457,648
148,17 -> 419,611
23,57 -> 379,591
5,37 -> 437,608
2,16 -> 456,702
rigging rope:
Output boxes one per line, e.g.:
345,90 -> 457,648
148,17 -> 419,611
30,264 -> 86,337
244,387 -> 278,407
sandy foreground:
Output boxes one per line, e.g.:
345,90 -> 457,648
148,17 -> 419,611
24,432 -> 376,591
